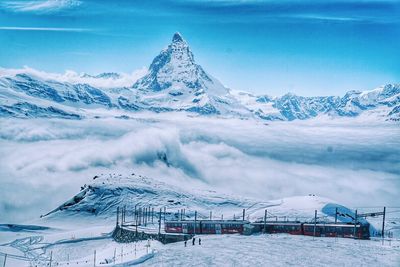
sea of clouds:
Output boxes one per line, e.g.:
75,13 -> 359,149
0,113 -> 399,223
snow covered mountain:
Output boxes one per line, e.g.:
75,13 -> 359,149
233,84 -> 400,121
0,33 -> 398,121
131,32 -> 248,115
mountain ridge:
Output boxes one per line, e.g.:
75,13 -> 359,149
0,33 -> 399,121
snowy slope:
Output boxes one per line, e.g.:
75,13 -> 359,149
42,173 -> 369,228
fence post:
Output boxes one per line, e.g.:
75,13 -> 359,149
242,209 -> 245,221
3,254 -> 7,267
113,248 -> 116,263
210,211 -> 212,220
152,207 -> 154,223
163,207 -> 166,222
93,250 -> 96,267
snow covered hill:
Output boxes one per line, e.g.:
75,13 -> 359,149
0,33 -> 398,121
42,173 -> 369,228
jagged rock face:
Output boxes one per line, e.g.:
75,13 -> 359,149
1,73 -> 112,107
131,33 -> 244,115
133,33 -> 214,93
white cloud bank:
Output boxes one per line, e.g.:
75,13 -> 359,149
0,66 -> 147,88
0,114 -> 399,223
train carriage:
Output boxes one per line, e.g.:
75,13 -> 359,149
165,220 -> 370,239
165,220 -> 249,235
251,221 -> 303,235
302,223 -> 370,239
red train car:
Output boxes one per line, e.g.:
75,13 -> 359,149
251,221 -> 370,239
251,221 -> 303,235
302,223 -> 369,239
165,220 -> 248,234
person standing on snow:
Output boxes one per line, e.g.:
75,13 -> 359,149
192,237 -> 195,245
199,238 -> 201,245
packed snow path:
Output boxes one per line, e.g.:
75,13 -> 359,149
144,234 -> 400,267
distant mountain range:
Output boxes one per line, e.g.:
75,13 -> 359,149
1,33 -> 399,121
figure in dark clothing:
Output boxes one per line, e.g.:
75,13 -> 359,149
184,240 -> 187,247
192,237 -> 195,245
199,238 -> 201,245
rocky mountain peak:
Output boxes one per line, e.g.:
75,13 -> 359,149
172,32 -> 184,43
132,33 -> 216,93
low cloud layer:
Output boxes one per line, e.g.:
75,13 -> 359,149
0,115 -> 399,223
0,66 -> 147,88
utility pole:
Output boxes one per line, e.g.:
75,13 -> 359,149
353,209 -> 358,239
158,208 -> 162,235
152,207 -> 154,224
148,206 -> 151,222
49,251 -> 53,267
313,210 -> 317,240
135,212 -> 138,236
137,208 -> 140,225
3,254 -> 7,267
144,207 -> 147,226
134,205 -> 137,221
335,207 -> 338,237
263,210 -> 267,234
123,206 -> 126,224
194,211 -> 197,235
113,248 -> 116,264
382,206 -> 386,238
210,211 -> 212,220
335,207 -> 338,224
242,209 -> 245,221
163,207 -> 166,222
116,207 -> 120,227
93,250 -> 96,267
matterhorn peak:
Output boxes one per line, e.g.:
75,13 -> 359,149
172,32 -> 184,43
132,32 -> 229,101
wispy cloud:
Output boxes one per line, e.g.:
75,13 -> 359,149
0,26 -> 89,32
1,0 -> 81,14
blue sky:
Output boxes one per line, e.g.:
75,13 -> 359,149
0,0 -> 399,96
